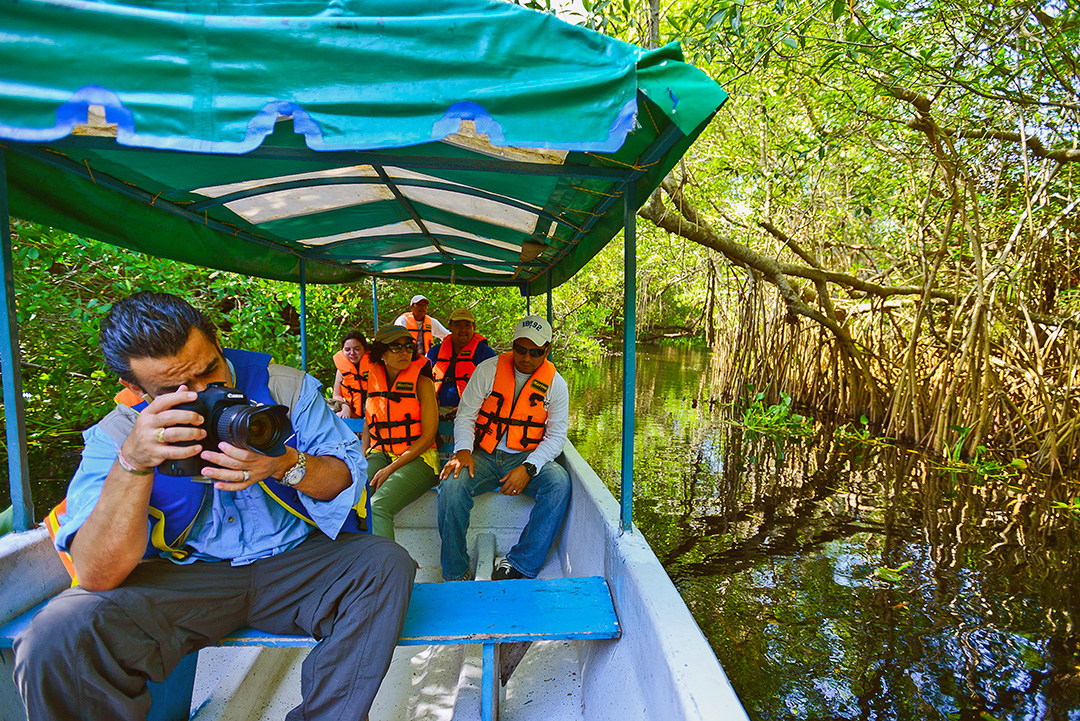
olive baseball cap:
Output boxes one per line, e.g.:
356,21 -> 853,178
374,326 -> 413,344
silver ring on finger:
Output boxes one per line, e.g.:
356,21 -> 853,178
243,470 -> 250,482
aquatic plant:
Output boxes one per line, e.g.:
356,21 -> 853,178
1051,497 -> 1080,519
733,389 -> 815,438
833,415 -> 895,448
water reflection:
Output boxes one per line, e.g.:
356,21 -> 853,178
565,344 -> 1080,721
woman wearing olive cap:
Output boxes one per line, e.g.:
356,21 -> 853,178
362,325 -> 439,538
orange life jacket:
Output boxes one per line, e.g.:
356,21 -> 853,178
432,333 -> 486,399
45,499 -> 78,586
404,314 -> 435,354
365,358 -> 434,455
333,349 -> 369,415
475,353 -> 555,453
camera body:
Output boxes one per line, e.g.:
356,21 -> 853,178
158,382 -> 293,478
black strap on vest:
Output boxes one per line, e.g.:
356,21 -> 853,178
369,383 -> 422,450
371,414 -> 423,449
475,389 -> 507,443
368,388 -> 411,404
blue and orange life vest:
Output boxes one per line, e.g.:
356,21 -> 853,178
365,358 -> 435,456
404,314 -> 435,354
47,349 -> 367,582
432,333 -> 486,401
475,353 -> 555,453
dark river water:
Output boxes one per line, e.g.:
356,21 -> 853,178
564,344 -> 1080,721
5,343 -> 1080,719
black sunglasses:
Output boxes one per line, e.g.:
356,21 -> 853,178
387,341 -> 417,354
512,343 -> 548,358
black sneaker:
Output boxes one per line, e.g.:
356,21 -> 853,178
492,559 -> 526,581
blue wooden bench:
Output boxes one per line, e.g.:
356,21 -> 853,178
1,576 -> 619,721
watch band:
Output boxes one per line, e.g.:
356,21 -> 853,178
279,450 -> 306,487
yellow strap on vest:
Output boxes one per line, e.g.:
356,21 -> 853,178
259,481 -> 369,523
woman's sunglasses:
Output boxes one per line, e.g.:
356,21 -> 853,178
387,342 -> 417,354
512,343 -> 548,358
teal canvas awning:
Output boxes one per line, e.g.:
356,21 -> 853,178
0,0 -> 726,293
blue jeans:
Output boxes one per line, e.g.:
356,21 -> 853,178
438,448 -> 571,581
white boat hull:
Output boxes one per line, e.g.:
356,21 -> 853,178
0,443 -> 748,720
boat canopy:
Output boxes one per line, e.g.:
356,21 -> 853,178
0,0 -> 726,294
0,0 -> 727,534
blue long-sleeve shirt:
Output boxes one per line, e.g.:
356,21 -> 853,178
54,372 -> 367,566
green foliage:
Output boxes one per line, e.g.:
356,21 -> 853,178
932,424 -> 1025,484
873,560 -> 913,584
0,219 -> 653,485
733,387 -> 815,438
834,415 -> 894,448
1051,497 -> 1080,519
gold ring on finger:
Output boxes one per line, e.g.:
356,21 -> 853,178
154,427 -> 166,443
243,470 -> 251,482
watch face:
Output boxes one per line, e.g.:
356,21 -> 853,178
282,452 -> 306,486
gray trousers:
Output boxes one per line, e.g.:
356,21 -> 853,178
13,532 -> 415,721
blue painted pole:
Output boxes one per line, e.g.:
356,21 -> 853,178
371,276 -> 379,332
526,293 -> 531,316
0,149 -> 35,531
620,182 -> 637,533
299,260 -> 308,371
546,270 -> 553,325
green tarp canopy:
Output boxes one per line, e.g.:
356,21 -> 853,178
0,0 -> 727,293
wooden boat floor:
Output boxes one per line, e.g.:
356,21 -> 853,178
190,520 -> 587,721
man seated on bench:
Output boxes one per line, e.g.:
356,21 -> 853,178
438,315 -> 570,581
426,307 -> 497,421
13,291 -> 414,721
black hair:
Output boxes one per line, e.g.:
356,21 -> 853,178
341,329 -> 368,349
367,339 -> 421,366
99,291 -> 218,383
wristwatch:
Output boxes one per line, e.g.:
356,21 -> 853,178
279,450 -> 307,487
522,462 -> 538,478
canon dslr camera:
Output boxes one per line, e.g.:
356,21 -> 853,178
159,382 -> 292,479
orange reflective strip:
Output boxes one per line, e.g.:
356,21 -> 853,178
45,500 -> 79,585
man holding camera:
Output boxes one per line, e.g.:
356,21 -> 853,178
14,292 -> 414,721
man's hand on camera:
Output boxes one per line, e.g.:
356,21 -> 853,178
199,442 -> 289,491
119,385 -> 205,473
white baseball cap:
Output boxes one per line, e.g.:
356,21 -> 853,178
410,294 -> 428,305
512,315 -> 552,346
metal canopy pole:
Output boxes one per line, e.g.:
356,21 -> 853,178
371,276 -> 379,332
546,270 -> 553,325
0,149 -> 35,531
526,293 -> 531,316
299,260 -> 308,371
620,181 -> 637,533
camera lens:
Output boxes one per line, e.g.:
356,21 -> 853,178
246,413 -> 276,448
216,405 -> 292,456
